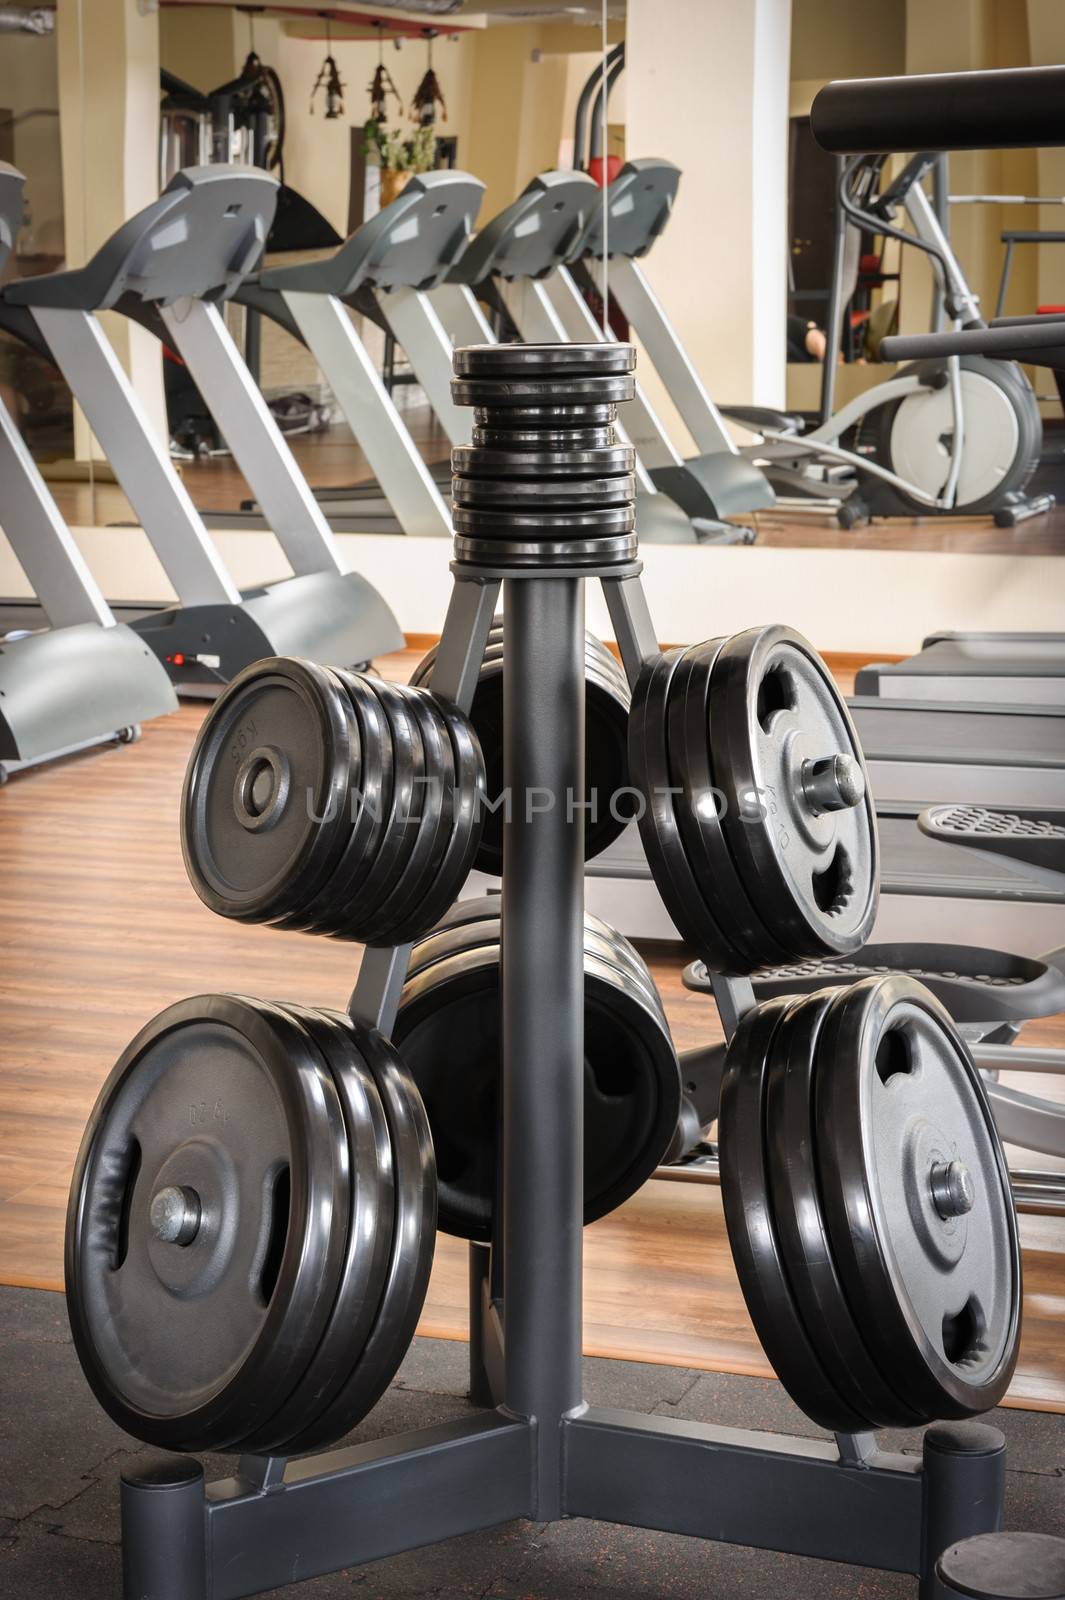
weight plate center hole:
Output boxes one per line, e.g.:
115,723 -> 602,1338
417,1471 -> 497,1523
233,746 -> 290,833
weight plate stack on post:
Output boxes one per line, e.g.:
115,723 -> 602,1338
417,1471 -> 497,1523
411,621 -> 633,871
629,625 -> 879,972
717,974 -> 1022,1431
450,344 -> 639,570
393,897 -> 682,1242
65,994 -> 436,1456
181,657 -> 486,946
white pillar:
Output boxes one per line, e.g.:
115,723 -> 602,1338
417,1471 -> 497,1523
624,0 -> 792,445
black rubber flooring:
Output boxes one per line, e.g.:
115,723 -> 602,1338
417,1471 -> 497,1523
1,1284 -> 1063,1599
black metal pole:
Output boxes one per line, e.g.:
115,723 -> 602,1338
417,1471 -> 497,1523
502,574 -> 586,1518
121,1458 -> 208,1600
819,155 -> 849,424
919,1423 -> 1007,1599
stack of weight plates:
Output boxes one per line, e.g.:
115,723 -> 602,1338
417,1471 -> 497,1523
65,994 -> 436,1455
182,656 -> 485,945
719,973 -> 1022,1431
393,896 -> 682,1240
450,344 -> 639,569
629,624 -> 879,973
411,619 -> 632,871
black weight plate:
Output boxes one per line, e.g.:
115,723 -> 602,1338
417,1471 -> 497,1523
360,688 -> 454,946
301,670 -> 394,938
453,473 -> 637,508
65,995 -> 349,1452
711,626 -> 879,959
406,913 -> 664,1018
718,995 -> 871,1432
670,642 -> 791,972
453,373 -> 636,408
393,943 -> 680,1242
472,425 -> 616,449
414,642 -> 631,875
425,893 -> 638,958
453,507 -> 636,538
268,666 -> 364,933
416,631 -> 625,694
181,658 -> 355,926
629,650 -> 741,969
278,1017 -> 436,1456
763,991 -> 926,1429
453,342 -> 635,378
328,677 -> 422,938
815,975 -> 1021,1420
404,695 -> 488,937
472,402 -> 618,429
236,1004 -> 395,1455
461,438 -> 628,466
454,534 -> 639,568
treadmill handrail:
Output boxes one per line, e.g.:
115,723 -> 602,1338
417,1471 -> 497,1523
260,171 -> 484,299
4,165 -> 278,312
452,170 -> 597,286
575,157 -> 680,260
0,160 -> 24,272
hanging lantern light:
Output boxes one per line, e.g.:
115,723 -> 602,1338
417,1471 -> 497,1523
310,13 -> 345,120
411,28 -> 447,129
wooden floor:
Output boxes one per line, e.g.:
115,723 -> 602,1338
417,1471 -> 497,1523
42,408 -> 1065,558
1,649 -> 1063,1413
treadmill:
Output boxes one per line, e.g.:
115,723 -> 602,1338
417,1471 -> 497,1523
856,633 -> 1065,704
0,162 -> 177,779
230,170 -> 734,546
211,170 -> 486,536
1,165 -> 402,694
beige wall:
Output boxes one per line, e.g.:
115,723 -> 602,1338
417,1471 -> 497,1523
155,11 -> 591,234
791,0 -> 905,82
57,0 -> 166,456
0,30 -> 63,261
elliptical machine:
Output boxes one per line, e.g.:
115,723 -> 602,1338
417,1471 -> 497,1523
730,151 -> 1051,528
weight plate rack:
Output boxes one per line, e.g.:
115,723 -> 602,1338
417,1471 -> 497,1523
79,343 -> 1013,1600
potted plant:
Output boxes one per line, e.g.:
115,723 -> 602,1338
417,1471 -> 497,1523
365,122 -> 437,207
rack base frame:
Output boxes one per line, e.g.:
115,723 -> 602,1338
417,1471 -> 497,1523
117,563 -> 1007,1600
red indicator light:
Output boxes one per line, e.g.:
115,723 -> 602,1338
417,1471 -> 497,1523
172,652 -> 185,666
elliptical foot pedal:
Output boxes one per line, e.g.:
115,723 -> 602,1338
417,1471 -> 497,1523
918,804 -> 1065,875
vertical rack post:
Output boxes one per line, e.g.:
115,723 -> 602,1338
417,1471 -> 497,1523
501,575 -> 587,1518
